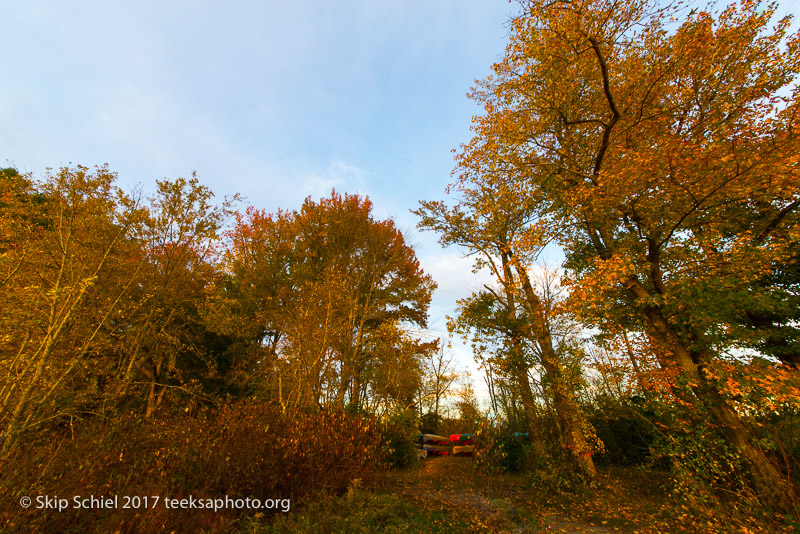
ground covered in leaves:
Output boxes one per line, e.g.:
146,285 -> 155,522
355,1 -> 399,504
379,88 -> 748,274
241,456 -> 795,533
374,455 -> 612,533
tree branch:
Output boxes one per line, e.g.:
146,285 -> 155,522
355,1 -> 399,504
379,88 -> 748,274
588,36 -> 622,182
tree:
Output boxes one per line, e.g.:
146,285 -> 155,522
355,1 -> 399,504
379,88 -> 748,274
454,380 -> 482,432
0,165 -> 243,454
116,175 -> 239,418
218,191 -> 436,412
0,166 -> 145,455
731,250 -> 800,368
419,344 -> 459,419
455,0 -> 799,508
416,192 -> 599,476
360,321 -> 436,415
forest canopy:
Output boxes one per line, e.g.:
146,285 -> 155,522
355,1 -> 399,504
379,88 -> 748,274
418,0 -> 799,514
2,0 -> 800,531
0,166 -> 437,454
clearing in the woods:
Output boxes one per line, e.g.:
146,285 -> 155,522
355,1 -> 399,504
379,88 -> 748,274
310,455 -> 778,534
375,456 -> 616,533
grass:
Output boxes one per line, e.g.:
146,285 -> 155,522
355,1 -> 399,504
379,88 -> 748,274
233,488 -> 493,533
231,457 -> 798,533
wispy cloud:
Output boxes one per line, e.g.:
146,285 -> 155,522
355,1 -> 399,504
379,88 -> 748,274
422,250 -> 495,305
291,160 -> 370,201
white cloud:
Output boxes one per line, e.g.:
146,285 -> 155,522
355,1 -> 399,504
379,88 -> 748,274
290,160 -> 370,202
421,250 -> 495,305
415,249 -> 496,404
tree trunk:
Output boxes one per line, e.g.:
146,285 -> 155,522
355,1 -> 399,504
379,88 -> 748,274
627,277 -> 796,510
350,375 -> 362,409
507,251 -> 596,477
143,360 -> 163,419
510,357 -> 546,455
621,332 -> 652,400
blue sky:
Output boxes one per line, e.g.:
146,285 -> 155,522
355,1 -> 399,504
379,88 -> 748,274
8,1 -> 795,407
2,1 -> 514,210
2,0 -> 522,402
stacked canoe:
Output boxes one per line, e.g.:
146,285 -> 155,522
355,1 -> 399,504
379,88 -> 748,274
413,431 -> 532,459
417,433 -> 452,457
414,433 -> 479,458
422,434 -> 453,456
450,433 -> 474,457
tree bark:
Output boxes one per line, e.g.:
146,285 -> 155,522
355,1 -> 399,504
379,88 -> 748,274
625,276 -> 796,510
507,251 -> 597,477
621,332 -> 652,401
510,355 -> 546,455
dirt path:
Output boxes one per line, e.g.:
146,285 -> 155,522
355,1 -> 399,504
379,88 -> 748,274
376,456 -> 617,533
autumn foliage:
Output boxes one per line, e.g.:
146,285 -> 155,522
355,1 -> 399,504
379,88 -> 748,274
3,0 -> 800,530
1,403 -> 387,533
418,0 -> 800,517
0,166 -> 437,532
215,192 -> 436,414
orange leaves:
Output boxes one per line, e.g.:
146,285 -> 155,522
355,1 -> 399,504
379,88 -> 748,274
452,0 -> 800,370
220,190 -> 436,412
705,358 -> 800,415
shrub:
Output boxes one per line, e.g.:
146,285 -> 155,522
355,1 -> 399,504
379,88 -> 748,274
0,402 -> 387,533
473,421 -> 592,494
418,411 -> 442,435
590,415 -> 655,466
474,422 -> 533,474
524,449 -> 593,495
381,410 -> 420,469
653,421 -> 760,516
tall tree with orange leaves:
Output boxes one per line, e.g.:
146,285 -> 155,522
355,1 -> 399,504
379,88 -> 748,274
416,186 -> 599,477
219,192 -> 436,412
452,0 -> 798,509
0,166 -> 146,455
